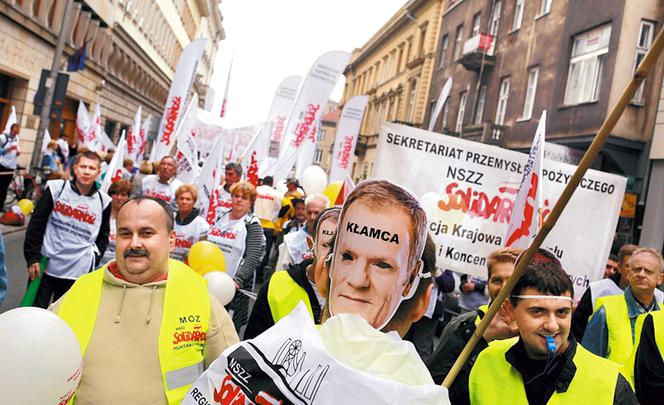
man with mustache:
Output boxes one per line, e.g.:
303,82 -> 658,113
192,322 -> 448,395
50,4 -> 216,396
49,196 -> 239,404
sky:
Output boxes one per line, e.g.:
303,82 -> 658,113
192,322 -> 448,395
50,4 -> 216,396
209,0 -> 407,128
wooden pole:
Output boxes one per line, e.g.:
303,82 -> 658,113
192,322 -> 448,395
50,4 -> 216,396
443,26 -> 664,389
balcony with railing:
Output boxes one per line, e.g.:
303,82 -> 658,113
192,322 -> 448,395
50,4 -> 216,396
461,121 -> 505,146
459,33 -> 495,71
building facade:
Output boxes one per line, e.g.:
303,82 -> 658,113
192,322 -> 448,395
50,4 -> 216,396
0,0 -> 224,167
341,0 -> 445,182
426,0 -> 664,245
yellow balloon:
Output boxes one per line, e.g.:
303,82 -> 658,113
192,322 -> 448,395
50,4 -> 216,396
17,199 -> 34,215
187,241 -> 226,276
323,181 -> 343,207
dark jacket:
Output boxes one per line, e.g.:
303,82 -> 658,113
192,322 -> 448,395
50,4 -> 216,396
244,258 -> 318,339
24,180 -> 111,268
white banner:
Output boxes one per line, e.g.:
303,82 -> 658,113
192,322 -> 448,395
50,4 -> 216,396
126,105 -> 142,162
153,39 -> 207,160
174,95 -> 200,184
273,50 -> 350,181
193,109 -> 225,163
223,124 -> 264,165
197,137 -> 225,222
101,134 -> 125,193
75,101 -> 89,146
428,77 -> 452,131
262,75 -> 302,176
86,104 -> 103,152
138,114 -> 152,160
329,95 -> 368,183
373,123 -> 626,298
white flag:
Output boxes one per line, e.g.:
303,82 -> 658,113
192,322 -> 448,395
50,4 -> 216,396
197,137 -> 225,223
329,95 -> 368,183
428,77 -> 453,131
138,114 -> 152,161
174,94 -> 201,184
101,134 -> 126,193
219,58 -> 233,118
273,50 -> 350,181
76,101 -> 90,146
98,130 -> 116,153
86,104 -> 103,152
126,106 -> 142,162
41,129 -> 52,155
153,39 -> 207,160
505,110 -> 547,249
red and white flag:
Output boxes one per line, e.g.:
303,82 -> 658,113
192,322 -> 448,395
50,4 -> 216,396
197,137 -> 225,223
137,114 -> 152,160
329,95 -> 368,183
86,103 -> 103,152
126,106 -> 142,162
174,94 -> 200,184
76,101 -> 90,146
101,133 -> 126,193
153,39 -> 207,160
505,110 -> 547,249
219,58 -> 233,119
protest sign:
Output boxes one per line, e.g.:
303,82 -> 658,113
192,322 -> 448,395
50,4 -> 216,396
374,122 -> 626,297
329,96 -> 368,183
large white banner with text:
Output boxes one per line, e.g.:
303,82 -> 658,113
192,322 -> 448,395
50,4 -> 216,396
329,95 -> 368,183
374,123 -> 626,297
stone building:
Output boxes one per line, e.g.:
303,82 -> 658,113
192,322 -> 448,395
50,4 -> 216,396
0,0 -> 224,167
341,0 -> 445,182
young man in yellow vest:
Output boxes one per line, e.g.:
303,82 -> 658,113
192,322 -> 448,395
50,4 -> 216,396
450,251 -> 636,405
625,311 -> 664,404
49,197 -> 239,404
244,208 -> 340,339
582,248 -> 663,364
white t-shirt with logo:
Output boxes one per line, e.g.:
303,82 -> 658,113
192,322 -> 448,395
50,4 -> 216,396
208,212 -> 248,277
42,180 -> 111,279
172,216 -> 210,262
141,175 -> 182,205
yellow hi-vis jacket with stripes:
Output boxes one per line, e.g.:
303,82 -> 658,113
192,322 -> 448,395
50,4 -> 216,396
594,294 -> 634,364
58,260 -> 210,404
267,269 -> 314,323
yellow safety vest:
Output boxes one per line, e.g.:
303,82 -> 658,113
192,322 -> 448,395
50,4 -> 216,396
623,310 -> 664,386
475,304 -> 489,326
469,339 -> 620,404
593,295 -> 633,364
58,259 -> 210,405
267,270 -> 314,323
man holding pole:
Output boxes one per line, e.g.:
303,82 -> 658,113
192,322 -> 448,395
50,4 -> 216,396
449,251 -> 636,404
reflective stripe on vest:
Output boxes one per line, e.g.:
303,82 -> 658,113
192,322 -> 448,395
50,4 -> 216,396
469,339 -> 620,404
267,270 -> 314,323
594,295 -> 632,364
58,259 -> 210,405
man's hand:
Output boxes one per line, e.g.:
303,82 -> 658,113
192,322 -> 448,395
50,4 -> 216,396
482,303 -> 518,342
27,262 -> 41,281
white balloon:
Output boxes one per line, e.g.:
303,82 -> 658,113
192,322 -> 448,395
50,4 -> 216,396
204,271 -> 237,306
300,165 -> 328,196
0,307 -> 82,404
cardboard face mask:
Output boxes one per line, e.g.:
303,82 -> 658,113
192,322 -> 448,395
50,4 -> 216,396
327,181 -> 428,330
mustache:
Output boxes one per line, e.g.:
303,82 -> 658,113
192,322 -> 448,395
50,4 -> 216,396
124,248 -> 149,258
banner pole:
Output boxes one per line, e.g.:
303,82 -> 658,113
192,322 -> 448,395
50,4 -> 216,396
443,27 -> 664,389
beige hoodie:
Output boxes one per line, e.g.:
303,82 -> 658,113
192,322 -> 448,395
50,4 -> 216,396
49,266 -> 239,405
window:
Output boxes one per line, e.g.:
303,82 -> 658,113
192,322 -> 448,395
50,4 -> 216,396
439,35 -> 449,68
419,26 -> 428,58
453,24 -> 464,60
512,0 -> 524,31
397,46 -> 404,73
490,1 -> 502,36
381,57 -> 389,83
472,13 -> 482,37
633,21 -> 655,104
521,67 -> 539,120
390,51 -> 397,78
314,148 -> 323,164
407,79 -> 418,122
474,85 -> 486,124
406,36 -> 414,62
456,92 -> 467,133
496,77 -> 510,125
317,128 -> 327,142
564,25 -> 611,105
539,0 -> 552,16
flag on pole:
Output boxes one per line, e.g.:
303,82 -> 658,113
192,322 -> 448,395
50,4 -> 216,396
86,103 -> 103,151
76,101 -> 90,145
174,94 -> 201,184
126,106 -> 142,162
197,137 -> 225,223
41,129 -> 52,155
153,39 -> 207,160
505,110 -> 547,249
329,96 -> 368,183
67,42 -> 87,72
428,77 -> 452,131
138,114 -> 152,160
101,134 -> 126,193
219,58 -> 233,119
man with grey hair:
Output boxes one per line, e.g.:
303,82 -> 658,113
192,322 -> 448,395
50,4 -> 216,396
583,247 -> 664,364
275,193 -> 329,271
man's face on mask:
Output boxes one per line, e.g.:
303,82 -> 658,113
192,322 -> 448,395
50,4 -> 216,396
312,217 -> 337,298
329,201 -> 415,329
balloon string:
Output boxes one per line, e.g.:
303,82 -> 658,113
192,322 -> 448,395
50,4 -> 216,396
238,289 -> 257,300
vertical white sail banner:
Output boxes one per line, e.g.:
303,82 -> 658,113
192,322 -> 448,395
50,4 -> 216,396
428,77 -> 452,131
262,75 -> 302,176
294,116 -> 321,177
505,110 -> 546,249
126,105 -> 142,162
329,95 -> 368,183
273,50 -> 350,181
153,39 -> 207,160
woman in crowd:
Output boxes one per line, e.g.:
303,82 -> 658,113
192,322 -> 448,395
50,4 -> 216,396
172,184 -> 209,262
208,181 -> 265,329
100,180 -> 131,266
41,140 -> 63,179
130,160 -> 153,197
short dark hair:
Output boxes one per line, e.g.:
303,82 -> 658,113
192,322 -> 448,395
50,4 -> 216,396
10,123 -> 18,131
120,196 -> 174,232
608,253 -> 619,262
510,249 -> 573,307
262,176 -> 274,186
618,244 -> 639,264
108,180 -> 132,196
75,150 -> 102,166
225,162 -> 242,176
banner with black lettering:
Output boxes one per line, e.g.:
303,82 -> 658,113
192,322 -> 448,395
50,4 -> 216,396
373,122 -> 626,298
183,304 -> 448,405
329,95 -> 368,183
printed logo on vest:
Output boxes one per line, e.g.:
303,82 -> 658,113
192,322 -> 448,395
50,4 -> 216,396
210,227 -> 236,240
54,201 -> 97,224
